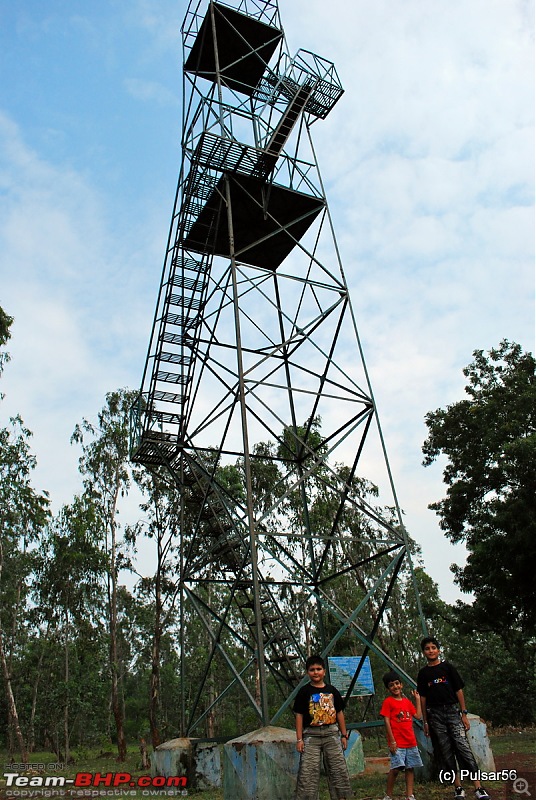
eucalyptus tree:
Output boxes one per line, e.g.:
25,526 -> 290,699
71,388 -> 138,761
0,417 -> 50,758
128,467 -> 181,747
0,307 -> 50,758
35,497 -> 107,760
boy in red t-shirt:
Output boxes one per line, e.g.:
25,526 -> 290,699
380,670 -> 423,800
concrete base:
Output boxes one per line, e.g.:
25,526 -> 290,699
414,721 -> 436,782
223,726 -> 299,800
151,737 -> 221,790
222,725 -> 364,799
467,713 -> 495,771
345,730 -> 365,777
151,737 -> 191,780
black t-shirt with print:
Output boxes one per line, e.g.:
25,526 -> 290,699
417,660 -> 464,706
292,682 -> 345,729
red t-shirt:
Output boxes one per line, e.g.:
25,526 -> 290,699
380,696 -> 418,748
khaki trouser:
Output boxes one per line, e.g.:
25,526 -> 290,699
295,724 -> 352,800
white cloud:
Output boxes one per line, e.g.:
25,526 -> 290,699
0,112 -> 158,506
0,0 -> 533,608
124,77 -> 177,106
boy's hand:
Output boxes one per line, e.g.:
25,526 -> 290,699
461,715 -> 471,732
296,739 -> 305,753
411,689 -> 420,702
388,741 -> 398,754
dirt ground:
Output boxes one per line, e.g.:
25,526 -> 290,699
0,730 -> 534,800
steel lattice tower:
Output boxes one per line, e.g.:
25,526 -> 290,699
131,0 -> 425,735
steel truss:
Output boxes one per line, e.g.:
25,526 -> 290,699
131,0 -> 425,735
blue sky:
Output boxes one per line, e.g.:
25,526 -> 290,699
1,0 -> 534,604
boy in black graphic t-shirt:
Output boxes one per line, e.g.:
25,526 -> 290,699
292,654 -> 352,799
417,636 -> 490,800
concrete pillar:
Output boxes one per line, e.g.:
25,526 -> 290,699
223,726 -> 300,800
345,730 -> 365,777
467,713 -> 495,771
223,725 -> 365,798
151,737 -> 192,782
151,737 -> 221,790
414,721 -> 436,781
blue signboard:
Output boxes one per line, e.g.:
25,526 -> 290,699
328,656 -> 375,697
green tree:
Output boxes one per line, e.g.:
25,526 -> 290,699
0,418 -> 50,758
35,497 -> 106,760
422,340 -> 536,657
240,422 -> 426,693
0,308 -> 50,757
0,305 -> 14,381
72,388 -> 138,760
129,468 -> 181,748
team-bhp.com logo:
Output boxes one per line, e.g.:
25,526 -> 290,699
4,772 -> 188,791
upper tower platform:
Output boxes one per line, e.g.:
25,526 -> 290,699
184,2 -> 283,95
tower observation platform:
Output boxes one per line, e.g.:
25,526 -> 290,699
131,0 -> 424,734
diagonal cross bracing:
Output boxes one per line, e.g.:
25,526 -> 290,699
131,0 -> 426,736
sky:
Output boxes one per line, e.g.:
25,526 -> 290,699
0,0 -> 534,606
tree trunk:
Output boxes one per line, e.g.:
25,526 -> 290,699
0,627 -> 27,762
109,503 -> 127,762
0,539 -> 27,762
139,738 -> 149,770
64,610 -> 70,764
149,630 -> 161,748
110,612 -> 127,759
149,535 -> 162,748
206,572 -> 215,737
206,670 -> 216,738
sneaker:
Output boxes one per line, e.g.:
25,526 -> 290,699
406,795 -> 417,799
455,789 -> 466,799
382,796 -> 393,800
475,790 -> 490,800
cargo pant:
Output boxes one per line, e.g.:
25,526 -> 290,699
295,723 -> 352,800
427,704 -> 479,779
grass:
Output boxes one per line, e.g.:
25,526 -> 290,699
0,730 -> 534,799
487,727 -> 536,757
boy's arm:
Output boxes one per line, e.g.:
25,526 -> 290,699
382,715 -> 398,754
295,712 -> 305,752
336,709 -> 348,750
456,688 -> 470,731
420,695 -> 430,737
411,689 -> 422,720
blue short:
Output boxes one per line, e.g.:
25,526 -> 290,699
389,746 -> 423,770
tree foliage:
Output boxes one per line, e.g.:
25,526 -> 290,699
2,309 -> 533,741
423,340 -> 536,655
71,388 -> 139,761
0,307 -> 50,757
129,469 -> 181,747
0,306 -> 13,381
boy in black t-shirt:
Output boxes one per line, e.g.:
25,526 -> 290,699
292,654 -> 352,799
417,636 -> 490,800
